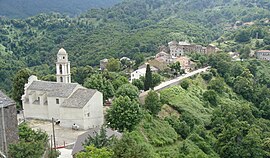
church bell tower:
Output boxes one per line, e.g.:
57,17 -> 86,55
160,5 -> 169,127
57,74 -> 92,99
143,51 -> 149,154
56,48 -> 71,83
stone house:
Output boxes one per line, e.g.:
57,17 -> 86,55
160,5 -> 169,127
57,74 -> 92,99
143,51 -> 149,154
175,56 -> 195,73
100,58 -> 108,70
256,50 -> 270,61
0,90 -> 18,155
22,48 -> 104,130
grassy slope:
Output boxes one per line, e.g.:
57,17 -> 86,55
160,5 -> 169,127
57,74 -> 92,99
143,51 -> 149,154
133,73 -> 259,157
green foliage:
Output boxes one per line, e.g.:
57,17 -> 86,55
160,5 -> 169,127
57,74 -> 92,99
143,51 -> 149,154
115,83 -> 139,100
207,78 -> 225,93
152,73 -> 162,87
169,61 -> 182,76
144,90 -> 162,116
144,64 -> 152,91
235,30 -> 250,43
9,123 -> 48,158
180,80 -> 190,90
112,76 -> 129,90
107,58 -> 121,72
203,90 -> 218,106
112,132 -> 156,158
12,68 -> 33,108
201,72 -> 213,81
83,126 -> 114,149
132,79 -> 144,90
84,74 -> 115,100
106,96 -> 142,132
76,145 -> 113,158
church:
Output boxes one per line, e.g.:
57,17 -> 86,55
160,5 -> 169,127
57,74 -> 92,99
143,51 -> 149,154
22,48 -> 104,130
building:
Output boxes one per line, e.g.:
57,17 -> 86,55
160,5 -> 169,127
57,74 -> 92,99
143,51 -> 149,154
56,48 -> 71,83
174,56 -> 195,73
155,51 -> 173,63
131,65 -> 158,82
256,50 -> 270,61
0,90 -> 18,156
168,41 -> 218,56
22,48 -> 104,130
100,58 -> 108,70
72,127 -> 122,156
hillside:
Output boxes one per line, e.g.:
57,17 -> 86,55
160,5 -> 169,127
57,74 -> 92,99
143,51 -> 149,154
0,0 -> 121,18
1,0 -> 270,92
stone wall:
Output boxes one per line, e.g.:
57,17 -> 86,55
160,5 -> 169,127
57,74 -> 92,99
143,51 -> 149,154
0,104 -> 18,153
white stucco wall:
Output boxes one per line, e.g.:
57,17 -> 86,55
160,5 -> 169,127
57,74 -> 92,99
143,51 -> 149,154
131,69 -> 145,82
23,90 -> 49,120
48,97 -> 65,120
83,91 -> 104,129
23,103 -> 49,120
59,108 -> 84,129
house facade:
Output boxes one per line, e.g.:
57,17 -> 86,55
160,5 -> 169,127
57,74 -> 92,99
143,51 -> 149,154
0,90 -> 18,155
22,48 -> 104,130
256,50 -> 270,61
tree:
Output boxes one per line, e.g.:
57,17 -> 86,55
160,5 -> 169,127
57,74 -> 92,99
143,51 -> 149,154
112,132 -> 155,158
12,68 -> 33,108
106,96 -> 142,132
207,78 -> 225,93
76,145 -> 113,158
169,61 -> 182,76
233,76 -> 253,101
144,64 -> 152,91
144,90 -> 162,116
84,74 -> 115,100
115,84 -> 139,100
201,72 -> 213,81
152,73 -> 162,87
107,58 -> 121,72
9,123 -> 49,158
235,30 -> 250,43
132,79 -> 144,90
83,126 -> 114,149
112,76 -> 129,90
203,90 -> 218,106
180,80 -> 189,90
239,45 -> 251,59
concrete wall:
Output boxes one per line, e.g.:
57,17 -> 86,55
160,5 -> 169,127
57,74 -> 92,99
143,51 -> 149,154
23,90 -> 49,120
59,108 -> 84,129
83,92 -> 104,129
48,97 -> 64,120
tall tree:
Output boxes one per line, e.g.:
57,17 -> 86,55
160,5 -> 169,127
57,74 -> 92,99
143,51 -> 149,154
12,68 -> 33,108
144,90 -> 162,116
144,64 -> 152,91
115,83 -> 139,100
106,96 -> 142,132
107,58 -> 121,72
76,145 -> 113,158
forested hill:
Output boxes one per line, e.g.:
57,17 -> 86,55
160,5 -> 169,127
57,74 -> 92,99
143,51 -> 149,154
0,0 -> 122,18
0,0 -> 270,91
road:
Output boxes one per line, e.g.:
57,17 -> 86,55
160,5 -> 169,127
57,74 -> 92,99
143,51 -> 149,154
139,66 -> 210,103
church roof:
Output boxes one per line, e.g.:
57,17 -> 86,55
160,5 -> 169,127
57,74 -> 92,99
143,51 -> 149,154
27,81 -> 79,98
0,90 -> 16,108
58,48 -> 67,55
60,88 -> 97,108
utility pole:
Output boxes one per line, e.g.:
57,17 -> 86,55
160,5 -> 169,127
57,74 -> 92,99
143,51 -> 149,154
52,118 -> 56,150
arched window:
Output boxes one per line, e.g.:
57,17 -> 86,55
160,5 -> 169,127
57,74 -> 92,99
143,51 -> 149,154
59,64 -> 63,74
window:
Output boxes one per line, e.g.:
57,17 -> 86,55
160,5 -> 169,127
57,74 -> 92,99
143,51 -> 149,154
87,113 -> 90,117
60,77 -> 63,82
63,56 -> 65,59
56,99 -> 59,104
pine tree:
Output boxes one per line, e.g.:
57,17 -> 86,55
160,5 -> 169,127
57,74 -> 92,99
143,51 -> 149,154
144,64 -> 152,91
